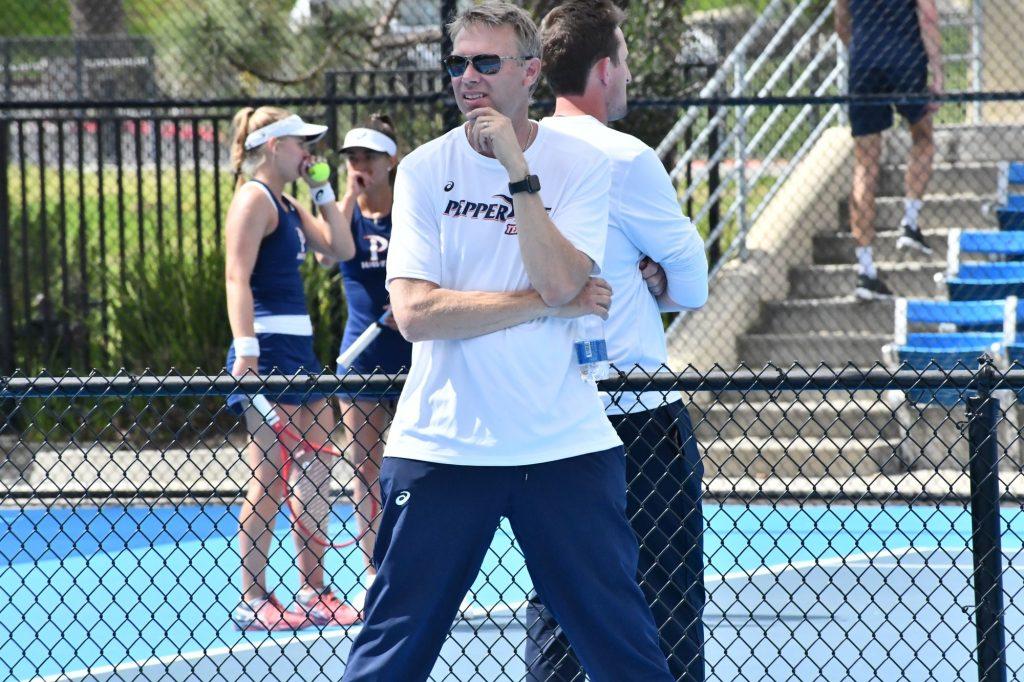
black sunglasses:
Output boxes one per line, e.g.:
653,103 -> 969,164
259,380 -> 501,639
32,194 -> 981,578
441,54 -> 535,78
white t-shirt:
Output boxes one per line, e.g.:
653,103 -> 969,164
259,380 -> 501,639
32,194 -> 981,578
541,115 -> 708,415
383,123 -> 622,466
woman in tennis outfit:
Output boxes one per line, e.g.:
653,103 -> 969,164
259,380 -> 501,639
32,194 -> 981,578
318,113 -> 412,612
225,106 -> 358,630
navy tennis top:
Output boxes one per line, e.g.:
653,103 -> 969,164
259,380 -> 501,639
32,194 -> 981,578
339,205 -> 412,373
248,180 -> 310,318
850,0 -> 926,68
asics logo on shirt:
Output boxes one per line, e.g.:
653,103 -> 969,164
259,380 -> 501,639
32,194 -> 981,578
395,491 -> 411,506
295,227 -> 307,260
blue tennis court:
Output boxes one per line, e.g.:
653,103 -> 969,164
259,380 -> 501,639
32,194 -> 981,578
3,499 -> 1024,680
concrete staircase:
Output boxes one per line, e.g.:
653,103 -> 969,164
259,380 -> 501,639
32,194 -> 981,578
694,124 -> 1024,482
737,125 -> 1018,367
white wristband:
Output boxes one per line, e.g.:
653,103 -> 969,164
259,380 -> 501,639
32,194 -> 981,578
312,184 -> 336,206
233,336 -> 260,358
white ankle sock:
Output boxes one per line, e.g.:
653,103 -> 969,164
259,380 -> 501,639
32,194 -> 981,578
856,246 -> 876,278
903,198 -> 923,229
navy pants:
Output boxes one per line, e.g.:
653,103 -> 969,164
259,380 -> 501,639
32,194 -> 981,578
525,401 -> 706,681
341,447 -> 673,682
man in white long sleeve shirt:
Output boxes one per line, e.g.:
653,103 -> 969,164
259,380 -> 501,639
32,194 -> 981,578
525,2 -> 709,680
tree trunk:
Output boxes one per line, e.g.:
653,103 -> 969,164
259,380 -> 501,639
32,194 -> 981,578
69,0 -> 126,37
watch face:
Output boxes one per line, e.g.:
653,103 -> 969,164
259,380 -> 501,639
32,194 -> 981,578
510,174 -> 541,194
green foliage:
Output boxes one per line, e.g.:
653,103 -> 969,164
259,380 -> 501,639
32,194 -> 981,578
0,1 -> 70,36
109,251 -> 230,371
304,258 -> 346,367
6,161 -> 348,374
173,0 -> 381,96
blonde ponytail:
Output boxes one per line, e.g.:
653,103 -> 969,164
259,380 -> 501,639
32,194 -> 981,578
229,106 -> 293,190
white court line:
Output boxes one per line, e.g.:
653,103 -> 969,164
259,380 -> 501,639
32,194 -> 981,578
26,544 -> 955,682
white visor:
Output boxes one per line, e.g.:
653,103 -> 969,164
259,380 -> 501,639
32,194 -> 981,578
340,128 -> 398,157
244,114 -> 328,150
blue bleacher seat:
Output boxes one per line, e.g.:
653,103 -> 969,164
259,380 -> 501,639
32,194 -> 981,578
943,230 -> 1024,299
997,162 -> 1024,229
887,297 -> 1017,405
998,208 -> 1024,231
953,229 -> 1024,259
947,276 -> 1024,301
998,162 -> 1024,201
1006,343 -> 1024,367
1010,162 -> 1024,186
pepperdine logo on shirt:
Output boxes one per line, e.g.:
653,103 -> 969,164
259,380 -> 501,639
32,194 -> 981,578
442,194 -> 551,236
362,235 -> 388,270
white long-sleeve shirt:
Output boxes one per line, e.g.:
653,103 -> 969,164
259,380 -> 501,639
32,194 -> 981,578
541,115 -> 708,414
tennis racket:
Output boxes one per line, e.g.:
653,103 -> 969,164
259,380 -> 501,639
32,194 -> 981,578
248,311 -> 393,550
336,310 -> 393,372
249,393 -> 367,549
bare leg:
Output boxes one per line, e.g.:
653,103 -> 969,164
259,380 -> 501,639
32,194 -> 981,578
851,133 -> 883,246
238,404 -> 287,602
905,113 -> 935,200
340,397 -> 390,575
288,399 -> 333,593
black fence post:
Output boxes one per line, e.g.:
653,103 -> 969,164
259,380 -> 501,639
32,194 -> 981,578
0,116 -> 12,377
440,0 -> 459,131
324,72 -> 338,193
965,359 -> 1008,682
707,99 -> 721,268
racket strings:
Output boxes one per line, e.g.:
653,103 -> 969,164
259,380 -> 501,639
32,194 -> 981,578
282,441 -> 381,549
290,449 -> 333,540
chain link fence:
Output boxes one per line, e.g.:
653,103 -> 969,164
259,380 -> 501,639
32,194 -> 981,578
655,0 -> 1024,372
3,1 -> 1024,377
3,2 -> 1024,677
0,363 -> 1022,680
1,0 -> 455,101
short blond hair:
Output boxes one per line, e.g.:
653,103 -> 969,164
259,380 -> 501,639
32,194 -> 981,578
448,1 -> 542,59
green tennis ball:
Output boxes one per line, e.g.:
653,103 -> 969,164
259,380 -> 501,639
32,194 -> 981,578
308,162 -> 331,183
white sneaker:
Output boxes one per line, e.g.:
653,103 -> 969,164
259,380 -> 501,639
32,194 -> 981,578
896,221 -> 934,255
350,574 -> 376,614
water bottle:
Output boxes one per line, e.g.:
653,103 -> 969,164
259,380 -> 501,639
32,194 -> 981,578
574,314 -> 611,382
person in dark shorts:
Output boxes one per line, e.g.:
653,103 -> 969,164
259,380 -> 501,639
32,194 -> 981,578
318,113 -> 412,613
836,0 -> 942,300
224,106 -> 361,629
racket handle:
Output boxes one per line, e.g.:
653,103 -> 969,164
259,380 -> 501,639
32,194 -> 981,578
249,394 -> 279,426
336,312 -> 389,372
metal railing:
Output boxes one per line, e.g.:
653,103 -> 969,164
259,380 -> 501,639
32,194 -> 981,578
656,0 -> 985,279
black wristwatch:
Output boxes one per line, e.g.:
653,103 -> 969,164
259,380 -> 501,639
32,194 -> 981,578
509,174 -> 541,195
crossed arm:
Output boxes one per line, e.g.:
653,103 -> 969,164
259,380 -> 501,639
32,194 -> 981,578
390,278 -> 611,343
389,109 -> 611,343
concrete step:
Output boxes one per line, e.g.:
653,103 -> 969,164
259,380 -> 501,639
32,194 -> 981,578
871,194 -> 992,231
701,435 -> 904,478
882,124 -> 1024,166
879,162 -> 1001,197
691,397 -> 902,441
813,229 -> 949,265
788,262 -> 944,299
737,331 -> 891,366
753,298 -> 896,334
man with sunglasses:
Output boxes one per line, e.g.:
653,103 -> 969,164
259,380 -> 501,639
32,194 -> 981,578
341,2 -> 672,681
528,3 -> 710,680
